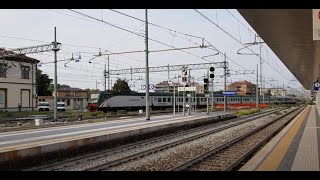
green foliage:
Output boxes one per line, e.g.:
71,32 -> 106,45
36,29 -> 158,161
48,83 -> 71,94
235,108 -> 260,117
36,70 -> 52,96
213,90 -> 223,94
112,78 -> 132,92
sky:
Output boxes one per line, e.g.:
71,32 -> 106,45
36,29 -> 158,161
0,9 -> 310,98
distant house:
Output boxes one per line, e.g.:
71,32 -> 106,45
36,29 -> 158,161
0,49 -> 39,112
270,88 -> 287,96
38,87 -> 88,110
227,80 -> 257,95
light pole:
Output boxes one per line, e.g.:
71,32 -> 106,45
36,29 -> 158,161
237,34 -> 265,107
145,9 -> 150,120
169,76 -> 179,116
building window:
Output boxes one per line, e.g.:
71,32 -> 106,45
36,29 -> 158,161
67,99 -> 70,106
0,63 -> 7,78
21,66 -> 30,79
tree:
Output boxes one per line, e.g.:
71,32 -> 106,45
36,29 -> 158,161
48,83 -> 71,93
36,70 -> 52,96
213,90 -> 223,94
112,79 -> 132,92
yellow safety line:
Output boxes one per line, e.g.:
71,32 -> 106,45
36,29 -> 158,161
257,106 -> 311,171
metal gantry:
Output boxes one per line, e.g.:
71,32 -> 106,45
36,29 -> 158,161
107,62 -> 227,75
0,43 -> 62,58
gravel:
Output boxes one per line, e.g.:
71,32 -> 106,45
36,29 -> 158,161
107,110 -> 288,171
27,108 -> 289,171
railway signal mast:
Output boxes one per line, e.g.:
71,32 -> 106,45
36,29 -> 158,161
182,66 -> 188,116
209,66 -> 215,114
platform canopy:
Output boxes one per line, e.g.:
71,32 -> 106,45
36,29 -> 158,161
238,9 -> 320,90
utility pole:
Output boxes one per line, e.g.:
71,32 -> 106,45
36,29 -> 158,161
173,84 -> 176,115
31,62 -> 34,111
283,81 -> 285,102
224,53 -> 227,112
188,69 -> 191,115
53,27 -> 58,121
183,81 -> 185,116
177,75 -> 180,114
207,68 -> 209,115
259,36 -> 263,104
104,63 -> 107,91
256,64 -> 259,108
108,55 -> 110,91
167,64 -> 170,92
211,78 -> 214,114
96,80 -> 98,90
145,9 -> 150,120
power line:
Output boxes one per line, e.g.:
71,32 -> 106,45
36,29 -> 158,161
68,9 -> 215,64
108,9 -> 204,40
194,9 -> 305,93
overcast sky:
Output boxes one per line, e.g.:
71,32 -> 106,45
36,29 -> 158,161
0,9 -> 308,96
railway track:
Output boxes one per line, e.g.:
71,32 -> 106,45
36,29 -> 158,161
27,108 -> 283,171
83,108 -> 288,171
169,106 -> 305,171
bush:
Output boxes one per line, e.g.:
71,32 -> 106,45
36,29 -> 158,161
235,108 -> 260,117
90,112 -> 100,117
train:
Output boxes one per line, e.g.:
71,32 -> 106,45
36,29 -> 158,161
96,91 -> 296,112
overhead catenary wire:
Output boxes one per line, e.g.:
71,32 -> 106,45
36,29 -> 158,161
194,9 -> 305,94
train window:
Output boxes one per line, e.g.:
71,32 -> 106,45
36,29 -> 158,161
154,97 -> 157,101
168,98 -> 171,102
163,98 -> 167,102
158,98 -> 162,102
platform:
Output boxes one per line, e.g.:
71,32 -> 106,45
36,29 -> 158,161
0,111 -> 235,169
240,105 -> 320,171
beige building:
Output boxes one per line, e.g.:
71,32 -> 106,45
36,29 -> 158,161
38,88 -> 88,111
154,81 -> 204,93
270,88 -> 287,96
0,52 -> 39,112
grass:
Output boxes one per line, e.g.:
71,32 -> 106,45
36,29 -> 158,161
0,111 -> 51,118
235,108 -> 260,117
